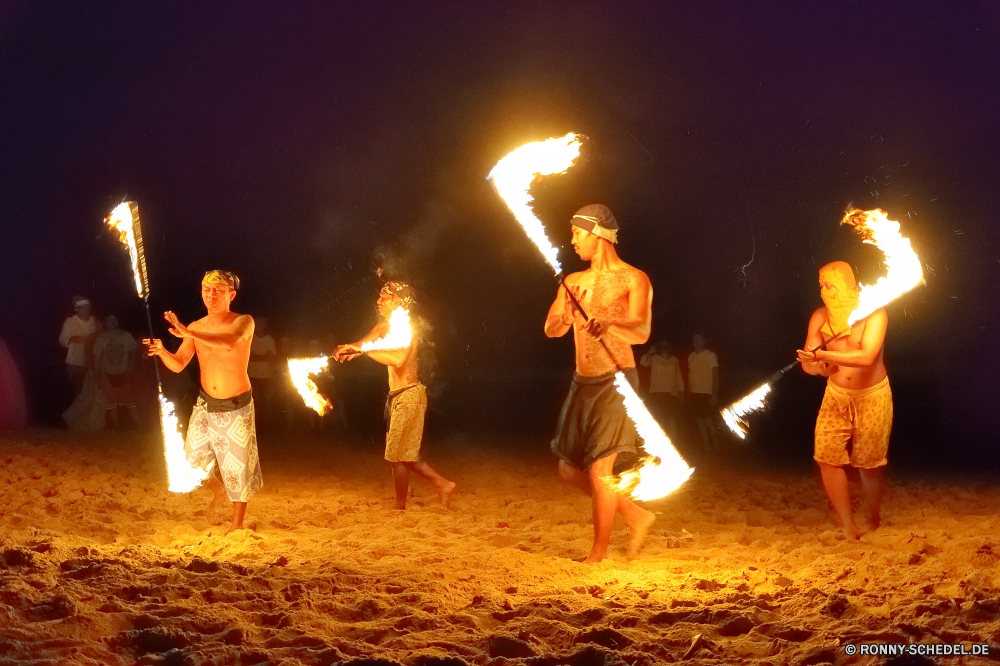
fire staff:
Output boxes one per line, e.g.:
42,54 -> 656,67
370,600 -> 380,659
544,204 -> 657,564
334,281 -> 455,510
797,261 -> 892,540
145,270 -> 263,533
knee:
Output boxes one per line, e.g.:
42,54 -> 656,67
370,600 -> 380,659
557,461 -> 578,483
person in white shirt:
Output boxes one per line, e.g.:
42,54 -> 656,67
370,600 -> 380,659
687,333 -> 720,453
93,315 -> 141,429
248,316 -> 277,428
639,340 -> 683,437
58,296 -> 100,395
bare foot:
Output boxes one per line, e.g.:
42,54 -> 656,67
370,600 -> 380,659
582,551 -> 607,564
224,521 -> 244,535
437,480 -> 456,509
627,509 -> 657,559
840,522 -> 862,540
862,514 -> 880,535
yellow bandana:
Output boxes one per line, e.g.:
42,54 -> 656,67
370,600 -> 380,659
819,262 -> 860,337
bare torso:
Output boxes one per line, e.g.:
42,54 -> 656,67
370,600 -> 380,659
812,309 -> 887,389
388,335 -> 420,390
565,267 -> 643,376
190,314 -> 253,398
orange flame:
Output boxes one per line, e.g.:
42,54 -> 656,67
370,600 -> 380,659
106,202 -> 149,298
610,373 -> 694,500
488,133 -> 583,274
160,394 -> 212,492
720,382 -> 771,439
287,356 -> 332,416
361,307 -> 412,352
842,208 -> 924,325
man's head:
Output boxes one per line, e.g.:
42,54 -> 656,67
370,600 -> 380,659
377,281 -> 414,318
255,316 -> 269,336
570,204 -> 618,260
656,340 -> 673,355
104,315 -> 119,331
692,334 -> 707,352
72,295 -> 91,320
818,261 -> 860,333
201,270 -> 239,313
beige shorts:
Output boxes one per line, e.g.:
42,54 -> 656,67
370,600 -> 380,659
385,384 -> 426,463
814,376 -> 893,469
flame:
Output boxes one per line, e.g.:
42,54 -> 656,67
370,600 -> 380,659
842,208 -> 925,325
361,306 -> 412,352
159,393 -> 212,493
487,133 -> 583,274
720,208 -> 923,438
106,202 -> 149,298
287,355 -> 333,416
720,382 -> 771,439
610,373 -> 694,501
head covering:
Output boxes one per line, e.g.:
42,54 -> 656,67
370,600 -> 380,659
202,270 -> 240,291
72,296 -> 91,309
819,261 -> 860,337
380,281 -> 414,308
571,204 -> 619,244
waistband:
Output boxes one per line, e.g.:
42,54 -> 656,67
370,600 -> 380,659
573,366 -> 638,386
825,375 -> 890,400
199,388 -> 253,413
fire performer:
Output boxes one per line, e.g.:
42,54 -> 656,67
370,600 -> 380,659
144,270 -> 263,533
333,281 -> 455,510
545,204 -> 656,563
797,261 -> 892,540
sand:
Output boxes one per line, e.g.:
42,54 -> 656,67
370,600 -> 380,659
1,429 -> 999,666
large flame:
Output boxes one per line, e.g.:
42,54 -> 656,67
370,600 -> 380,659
842,208 -> 925,325
160,393 -> 212,493
487,133 -> 583,275
721,208 -> 923,438
361,307 -> 412,352
106,202 -> 149,298
720,382 -> 771,440
610,373 -> 694,500
287,355 -> 333,416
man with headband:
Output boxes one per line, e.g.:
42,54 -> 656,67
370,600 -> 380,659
545,204 -> 656,563
145,270 -> 263,533
797,261 -> 891,540
334,281 -> 455,510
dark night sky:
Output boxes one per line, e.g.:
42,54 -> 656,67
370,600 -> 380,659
1,2 -> 997,466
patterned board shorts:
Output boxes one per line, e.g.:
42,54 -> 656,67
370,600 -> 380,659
185,396 -> 263,502
814,376 -> 893,469
385,384 -> 426,463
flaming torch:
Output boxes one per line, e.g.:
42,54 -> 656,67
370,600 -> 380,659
106,202 -> 211,492
287,355 -> 332,416
721,207 -> 924,439
488,134 -> 693,500
360,306 -> 412,352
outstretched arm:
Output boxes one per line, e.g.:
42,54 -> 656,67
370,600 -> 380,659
165,312 -> 254,351
145,336 -> 196,373
334,320 -> 392,363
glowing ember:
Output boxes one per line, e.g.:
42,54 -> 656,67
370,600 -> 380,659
106,202 -> 150,298
287,355 -> 332,416
160,393 -> 212,492
610,373 -> 694,500
720,382 -> 771,440
842,208 -> 925,326
487,133 -> 583,275
361,307 -> 412,352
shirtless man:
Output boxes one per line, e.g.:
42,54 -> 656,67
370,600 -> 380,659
333,281 -> 455,510
545,204 -> 656,563
797,261 -> 892,540
145,270 -> 263,533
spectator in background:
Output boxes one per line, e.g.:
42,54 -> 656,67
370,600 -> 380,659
59,296 -> 100,395
249,316 -> 277,429
640,340 -> 683,438
93,315 -> 142,430
687,333 -> 721,453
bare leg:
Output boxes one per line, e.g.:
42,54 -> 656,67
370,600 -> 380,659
126,405 -> 142,428
204,469 -> 232,522
858,466 -> 885,533
818,462 -> 860,540
227,502 -> 247,534
406,460 -> 456,508
391,463 -> 409,509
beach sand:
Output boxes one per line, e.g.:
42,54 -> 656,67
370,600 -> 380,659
1,429 -> 998,665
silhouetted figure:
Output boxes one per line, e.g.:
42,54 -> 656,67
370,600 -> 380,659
687,333 -> 720,453
640,340 -> 683,438
59,296 -> 99,396
248,316 -> 277,429
93,315 -> 142,430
